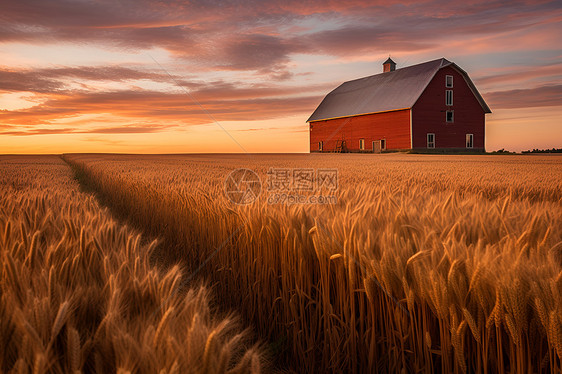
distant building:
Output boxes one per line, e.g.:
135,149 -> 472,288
308,58 -> 491,152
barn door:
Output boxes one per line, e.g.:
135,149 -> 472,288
372,140 -> 381,153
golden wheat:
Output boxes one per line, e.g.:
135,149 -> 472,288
0,155 -> 263,373
43,153 -> 562,372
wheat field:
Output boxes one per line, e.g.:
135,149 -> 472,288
1,153 -> 561,373
56,153 -> 562,373
0,155 -> 262,373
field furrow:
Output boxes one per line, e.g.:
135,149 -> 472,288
0,155 -> 263,373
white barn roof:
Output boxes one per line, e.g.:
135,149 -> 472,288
307,58 -> 491,122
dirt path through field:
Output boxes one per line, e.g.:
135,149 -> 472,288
60,155 -> 280,372
0,155 -> 265,373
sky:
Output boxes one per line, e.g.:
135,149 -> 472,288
1,0 -> 561,153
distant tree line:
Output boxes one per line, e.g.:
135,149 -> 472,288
491,148 -> 515,154
522,148 -> 562,154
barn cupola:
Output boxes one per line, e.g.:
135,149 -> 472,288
383,57 -> 396,72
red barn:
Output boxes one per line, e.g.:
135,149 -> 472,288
308,58 -> 491,152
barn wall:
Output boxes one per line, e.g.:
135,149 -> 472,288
412,66 -> 485,150
309,109 -> 411,152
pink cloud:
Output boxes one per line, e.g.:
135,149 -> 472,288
484,84 -> 562,109
2,0 -> 560,72
1,0 -> 561,147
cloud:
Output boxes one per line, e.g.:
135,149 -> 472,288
0,62 -> 332,129
215,34 -> 296,71
0,66 -> 177,93
297,25 -> 435,56
0,69 -> 65,93
0,128 -> 76,136
234,125 -> 307,133
0,124 -> 175,136
0,85 -> 324,127
0,64 -> 331,96
2,0 -> 560,71
86,124 -> 174,134
475,63 -> 562,87
1,0 -> 561,142
484,84 -> 562,109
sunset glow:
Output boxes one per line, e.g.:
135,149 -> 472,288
1,0 -> 561,153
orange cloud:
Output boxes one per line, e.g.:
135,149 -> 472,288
0,89 -> 323,128
0,124 -> 175,136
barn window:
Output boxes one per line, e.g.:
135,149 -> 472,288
319,141 -> 323,151
446,110 -> 454,123
380,139 -> 386,150
466,134 -> 473,148
446,75 -> 453,88
427,133 -> 435,148
359,139 -> 365,150
446,90 -> 453,106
